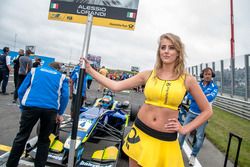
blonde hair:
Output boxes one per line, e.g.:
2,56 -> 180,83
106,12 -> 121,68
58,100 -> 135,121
155,33 -> 186,77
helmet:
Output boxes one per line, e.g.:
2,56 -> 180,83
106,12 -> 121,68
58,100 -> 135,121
102,95 -> 112,104
101,95 -> 113,109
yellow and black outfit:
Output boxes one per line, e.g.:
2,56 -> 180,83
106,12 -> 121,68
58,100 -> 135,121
122,70 -> 186,167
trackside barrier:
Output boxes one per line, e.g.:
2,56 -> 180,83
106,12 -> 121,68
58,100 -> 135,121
224,132 -> 242,167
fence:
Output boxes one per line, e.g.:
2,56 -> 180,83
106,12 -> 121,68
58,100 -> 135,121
187,54 -> 250,101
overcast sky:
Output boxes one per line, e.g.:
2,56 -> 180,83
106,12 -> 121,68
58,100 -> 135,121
0,0 -> 249,71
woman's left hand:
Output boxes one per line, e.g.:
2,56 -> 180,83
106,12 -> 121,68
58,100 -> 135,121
164,118 -> 186,135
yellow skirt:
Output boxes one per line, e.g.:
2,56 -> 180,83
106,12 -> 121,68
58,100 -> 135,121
122,119 -> 184,167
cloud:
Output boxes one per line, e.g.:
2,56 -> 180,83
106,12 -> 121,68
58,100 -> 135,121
0,0 -> 249,71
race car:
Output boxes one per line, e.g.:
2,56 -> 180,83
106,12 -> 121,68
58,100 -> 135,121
25,89 -> 131,167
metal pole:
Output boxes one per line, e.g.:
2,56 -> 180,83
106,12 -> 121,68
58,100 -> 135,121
67,14 -> 93,167
195,65 -> 198,78
234,136 -> 242,167
230,0 -> 235,60
231,58 -> 235,97
224,132 -> 243,167
14,33 -> 17,51
221,60 -> 224,95
230,0 -> 235,97
223,133 -> 232,167
70,48 -> 72,64
245,54 -> 250,101
212,62 -> 215,72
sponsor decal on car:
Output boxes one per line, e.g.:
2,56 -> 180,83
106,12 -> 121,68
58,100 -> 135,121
48,152 -> 63,161
79,160 -> 113,167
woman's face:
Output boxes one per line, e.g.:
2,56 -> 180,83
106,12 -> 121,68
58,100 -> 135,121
159,38 -> 178,65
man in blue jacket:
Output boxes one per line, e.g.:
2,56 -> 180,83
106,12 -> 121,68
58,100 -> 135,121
6,62 -> 69,167
70,58 -> 87,119
179,67 -> 218,166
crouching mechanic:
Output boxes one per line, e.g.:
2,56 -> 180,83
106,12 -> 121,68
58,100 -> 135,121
6,62 -> 69,167
179,67 -> 218,166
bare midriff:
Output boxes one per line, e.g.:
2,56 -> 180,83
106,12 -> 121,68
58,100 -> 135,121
137,103 -> 178,133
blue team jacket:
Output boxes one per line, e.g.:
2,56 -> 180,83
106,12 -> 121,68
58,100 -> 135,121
18,66 -> 69,115
187,80 -> 218,115
70,65 -> 87,96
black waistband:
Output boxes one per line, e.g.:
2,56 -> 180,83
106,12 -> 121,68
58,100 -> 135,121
23,106 -> 57,112
134,118 -> 177,141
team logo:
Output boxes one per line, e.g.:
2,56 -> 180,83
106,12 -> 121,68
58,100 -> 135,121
67,16 -> 73,20
51,13 -> 61,18
125,127 -> 140,150
128,24 -> 134,29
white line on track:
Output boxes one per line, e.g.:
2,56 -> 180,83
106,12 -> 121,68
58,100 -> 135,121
183,141 -> 202,167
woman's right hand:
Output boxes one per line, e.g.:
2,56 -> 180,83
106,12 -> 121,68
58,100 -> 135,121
82,57 -> 92,73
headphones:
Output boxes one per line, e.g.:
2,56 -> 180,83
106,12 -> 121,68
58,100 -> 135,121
200,67 -> 215,78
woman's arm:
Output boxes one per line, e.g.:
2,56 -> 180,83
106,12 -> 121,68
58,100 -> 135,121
84,58 -> 151,92
180,75 -> 213,134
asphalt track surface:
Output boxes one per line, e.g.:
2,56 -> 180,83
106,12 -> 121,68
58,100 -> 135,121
0,78 -> 233,167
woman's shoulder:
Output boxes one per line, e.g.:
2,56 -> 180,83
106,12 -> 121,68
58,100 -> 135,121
141,69 -> 154,75
183,73 -> 197,91
141,69 -> 154,77
135,69 -> 154,83
183,72 -> 193,79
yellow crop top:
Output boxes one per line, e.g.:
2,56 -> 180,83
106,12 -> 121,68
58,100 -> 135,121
144,70 -> 187,110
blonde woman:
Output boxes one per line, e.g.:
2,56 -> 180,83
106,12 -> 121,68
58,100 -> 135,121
84,33 -> 213,167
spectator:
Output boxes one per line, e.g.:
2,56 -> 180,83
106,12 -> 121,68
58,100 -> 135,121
13,49 -> 33,103
0,47 -> 11,95
70,58 -> 87,119
6,62 -> 69,167
33,57 -> 41,67
12,49 -> 24,90
121,72 -> 128,80
179,67 -> 218,166
108,73 -> 113,80
98,66 -> 108,91
86,72 -> 93,89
